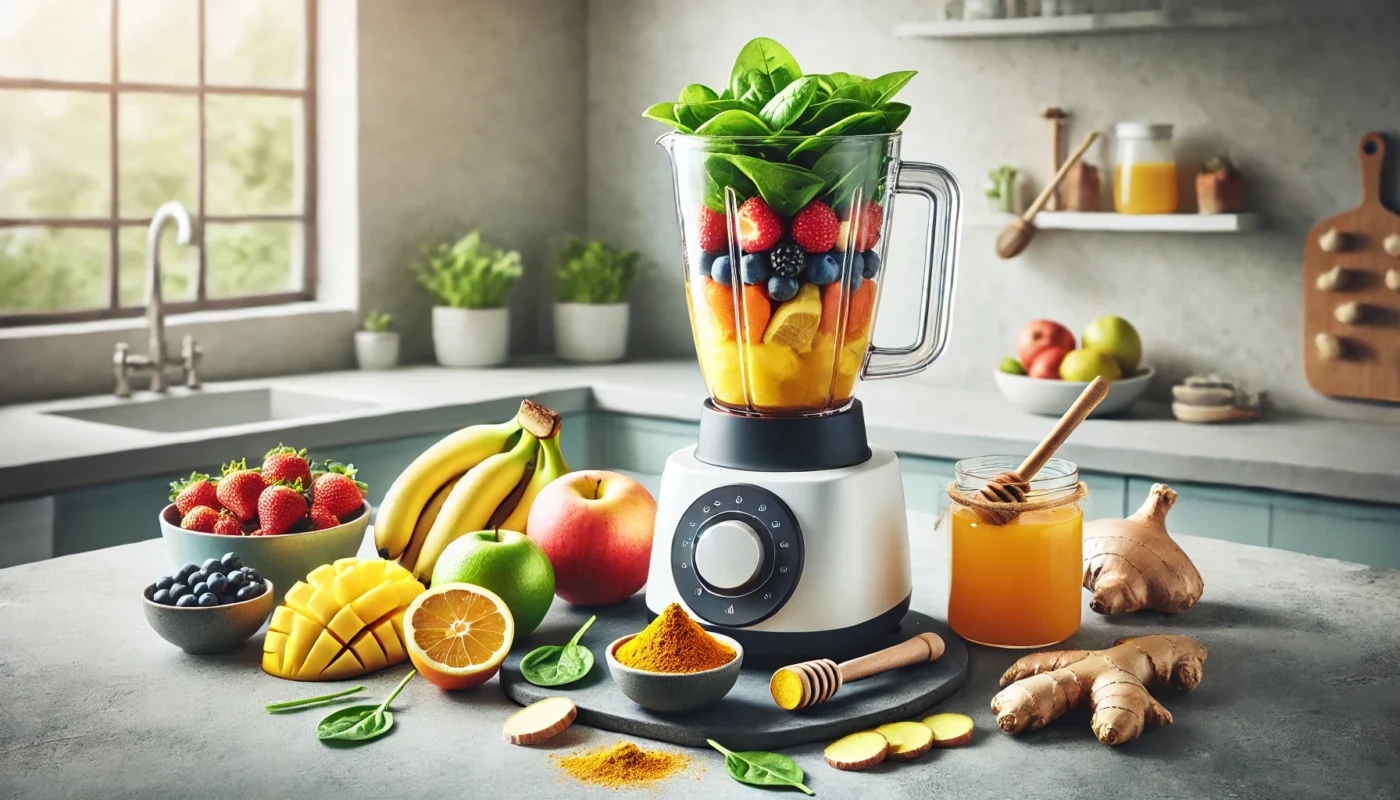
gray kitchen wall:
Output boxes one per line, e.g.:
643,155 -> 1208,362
585,0 -> 1400,423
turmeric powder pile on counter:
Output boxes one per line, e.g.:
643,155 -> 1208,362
615,602 -> 735,673
553,741 -> 690,788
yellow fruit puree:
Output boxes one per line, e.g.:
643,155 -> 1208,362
1113,162 -> 1178,214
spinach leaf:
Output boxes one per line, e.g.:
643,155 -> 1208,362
678,83 -> 719,105
739,71 -> 773,109
703,152 -> 757,213
759,76 -> 819,132
708,740 -> 814,796
676,99 -> 748,131
809,73 -> 837,96
707,153 -> 825,218
642,102 -> 693,133
265,685 -> 366,713
696,109 -> 773,137
813,143 -> 883,209
317,670 -> 415,745
795,99 -> 875,135
868,70 -> 918,107
884,102 -> 912,131
519,616 -> 597,687
826,71 -> 867,88
729,37 -> 801,101
788,111 -> 891,158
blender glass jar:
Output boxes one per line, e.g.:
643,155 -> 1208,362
941,456 -> 1083,648
661,132 -> 961,416
1113,122 -> 1178,214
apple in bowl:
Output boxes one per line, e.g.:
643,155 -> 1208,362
526,471 -> 657,606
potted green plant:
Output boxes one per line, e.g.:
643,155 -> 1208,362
416,231 -> 522,367
553,238 -> 639,363
355,310 -> 399,370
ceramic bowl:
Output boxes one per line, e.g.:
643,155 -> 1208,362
606,632 -> 743,713
142,579 -> 276,654
159,501 -> 370,601
994,366 -> 1155,418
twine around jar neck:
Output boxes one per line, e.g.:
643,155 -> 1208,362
946,481 -> 1089,523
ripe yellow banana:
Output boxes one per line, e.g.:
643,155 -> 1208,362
373,418 -> 521,561
412,431 -> 539,583
498,434 -> 569,534
399,474 -> 461,574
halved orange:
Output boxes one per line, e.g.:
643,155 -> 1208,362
403,583 -> 515,690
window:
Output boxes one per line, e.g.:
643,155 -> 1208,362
0,0 -> 316,325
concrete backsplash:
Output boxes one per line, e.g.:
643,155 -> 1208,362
584,0 -> 1400,422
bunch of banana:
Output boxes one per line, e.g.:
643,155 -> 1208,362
373,399 -> 570,581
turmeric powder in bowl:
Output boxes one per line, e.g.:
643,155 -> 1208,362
606,604 -> 744,713
615,603 -> 735,673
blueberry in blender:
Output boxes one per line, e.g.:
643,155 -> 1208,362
694,251 -> 716,277
711,255 -> 733,286
175,594 -> 198,608
770,243 -> 804,278
740,252 -> 771,285
768,275 -> 800,302
848,254 -> 864,292
803,251 -> 841,285
197,593 -> 218,608
153,589 -> 172,605
861,250 -> 881,279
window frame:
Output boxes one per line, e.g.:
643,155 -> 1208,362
0,0 -> 318,327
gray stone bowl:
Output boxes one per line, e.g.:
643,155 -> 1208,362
159,500 -> 370,601
142,580 -> 276,654
606,632 -> 743,714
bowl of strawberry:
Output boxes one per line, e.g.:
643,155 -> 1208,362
159,445 -> 371,600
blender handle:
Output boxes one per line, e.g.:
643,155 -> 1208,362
860,161 -> 962,381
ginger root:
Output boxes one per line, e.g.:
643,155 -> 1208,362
1083,483 -> 1204,615
991,634 -> 1207,746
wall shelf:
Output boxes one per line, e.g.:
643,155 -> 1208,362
969,211 -> 1263,233
895,9 -> 1275,40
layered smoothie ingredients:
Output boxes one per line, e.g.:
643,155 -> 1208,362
646,38 -> 916,414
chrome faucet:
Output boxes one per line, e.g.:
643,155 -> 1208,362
113,201 -> 202,398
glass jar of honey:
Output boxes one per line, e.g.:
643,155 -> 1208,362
942,456 -> 1084,648
1113,122 -> 1178,214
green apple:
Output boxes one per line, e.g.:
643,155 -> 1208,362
999,357 -> 1027,376
430,529 -> 555,636
1082,316 -> 1142,373
1060,348 -> 1123,382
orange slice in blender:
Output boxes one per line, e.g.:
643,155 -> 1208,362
403,583 -> 515,690
845,279 -> 877,338
703,279 -> 770,345
763,284 -> 821,352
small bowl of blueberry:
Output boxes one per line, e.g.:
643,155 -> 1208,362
142,552 -> 276,654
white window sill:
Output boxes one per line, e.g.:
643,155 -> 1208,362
0,302 -> 355,342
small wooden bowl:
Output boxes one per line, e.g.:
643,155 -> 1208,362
605,633 -> 743,714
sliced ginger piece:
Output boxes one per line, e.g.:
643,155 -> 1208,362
824,731 -> 888,771
875,721 -> 934,760
503,697 -> 577,746
922,713 -> 975,748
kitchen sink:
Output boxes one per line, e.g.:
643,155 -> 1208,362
47,388 -> 379,433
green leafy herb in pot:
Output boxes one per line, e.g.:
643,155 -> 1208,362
708,739 -> 815,796
416,231 -> 522,309
555,241 -> 640,305
519,615 -> 597,687
362,310 -> 392,333
265,685 -> 366,713
317,670 -> 415,744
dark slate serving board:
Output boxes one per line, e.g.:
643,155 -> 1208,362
499,596 -> 969,750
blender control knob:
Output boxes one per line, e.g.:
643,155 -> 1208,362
693,520 -> 764,591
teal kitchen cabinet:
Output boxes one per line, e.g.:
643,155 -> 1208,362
1270,494 -> 1400,568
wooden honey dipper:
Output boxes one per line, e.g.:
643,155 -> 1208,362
769,632 -> 945,711
996,130 -> 1100,259
974,376 -> 1110,526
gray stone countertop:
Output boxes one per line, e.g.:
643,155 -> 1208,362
1,512 -> 1396,799
1,360 -> 1398,504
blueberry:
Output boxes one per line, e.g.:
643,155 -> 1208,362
153,589 -> 172,605
245,581 -> 265,597
192,582 -> 209,597
201,558 -> 221,572
227,570 -> 247,590
803,251 -> 841,285
847,255 -> 864,292
235,585 -> 259,602
244,568 -> 262,584
768,275 -> 800,302
739,252 -> 771,285
207,574 -> 229,595
711,255 -> 733,286
176,563 -> 199,580
155,576 -> 175,592
860,249 -> 881,279
169,583 -> 190,601
217,594 -> 238,606
175,594 -> 199,608
197,593 -> 218,608
188,569 -> 208,587
220,552 -> 243,572
693,250 -> 716,277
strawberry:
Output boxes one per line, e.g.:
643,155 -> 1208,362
696,206 -> 729,255
180,506 -> 221,533
790,200 -> 839,253
216,459 -> 264,522
736,197 -> 783,253
213,511 -> 243,537
309,506 -> 341,531
837,201 -> 883,252
311,462 -> 367,519
258,482 -> 308,536
262,444 -> 312,489
169,472 -> 219,516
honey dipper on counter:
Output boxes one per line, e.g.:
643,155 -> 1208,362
769,633 -> 945,711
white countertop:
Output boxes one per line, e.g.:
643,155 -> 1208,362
1,360 -> 1397,505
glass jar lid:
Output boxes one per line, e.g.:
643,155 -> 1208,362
1114,122 -> 1173,140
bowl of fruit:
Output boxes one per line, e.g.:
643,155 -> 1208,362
142,553 -> 275,654
995,316 -> 1154,417
159,447 -> 371,598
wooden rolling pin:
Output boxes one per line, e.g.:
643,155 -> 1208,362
769,632 -> 945,711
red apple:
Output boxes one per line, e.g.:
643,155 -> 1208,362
1016,320 -> 1076,367
526,471 -> 657,606
1027,346 -> 1070,379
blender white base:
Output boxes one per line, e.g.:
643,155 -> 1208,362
647,445 -> 912,641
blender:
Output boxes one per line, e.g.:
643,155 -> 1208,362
646,131 -> 962,657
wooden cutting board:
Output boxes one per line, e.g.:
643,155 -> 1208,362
1302,132 -> 1400,403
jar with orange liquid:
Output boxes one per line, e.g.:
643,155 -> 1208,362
943,456 -> 1083,648
1113,122 -> 1178,214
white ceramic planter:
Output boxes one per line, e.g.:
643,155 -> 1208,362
432,306 -> 510,368
354,331 -> 400,370
554,302 -> 629,363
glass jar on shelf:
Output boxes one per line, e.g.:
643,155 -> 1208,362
1113,122 -> 1179,214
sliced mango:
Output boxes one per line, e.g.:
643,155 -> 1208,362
307,563 -> 338,589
